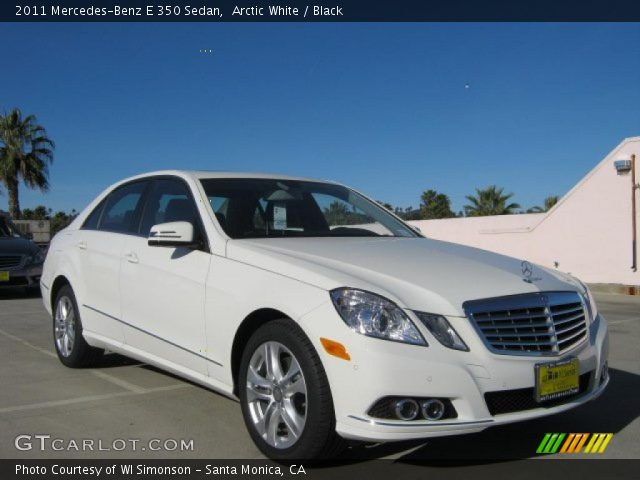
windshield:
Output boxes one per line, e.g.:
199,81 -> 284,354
0,217 -> 19,238
200,178 -> 418,239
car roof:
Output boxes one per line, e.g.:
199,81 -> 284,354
117,170 -> 339,185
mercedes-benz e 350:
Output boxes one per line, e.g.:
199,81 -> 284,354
41,171 -> 609,459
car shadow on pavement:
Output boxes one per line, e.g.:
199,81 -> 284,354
94,352 -> 144,368
94,352 -> 201,386
0,288 -> 41,300
339,368 -> 639,463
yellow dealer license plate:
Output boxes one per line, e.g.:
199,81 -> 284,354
535,358 -> 579,402
0,271 -> 9,282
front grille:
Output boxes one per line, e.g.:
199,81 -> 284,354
0,255 -> 23,270
484,372 -> 592,415
464,292 -> 588,356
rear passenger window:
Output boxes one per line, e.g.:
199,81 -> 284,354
81,200 -> 105,230
99,182 -> 147,234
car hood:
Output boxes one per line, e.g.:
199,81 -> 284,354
0,237 -> 39,256
227,237 -> 580,317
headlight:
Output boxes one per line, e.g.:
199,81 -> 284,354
414,312 -> 469,351
575,279 -> 598,323
26,251 -> 45,265
330,288 -> 426,346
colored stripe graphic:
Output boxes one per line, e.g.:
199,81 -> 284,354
538,433 -> 613,454
537,433 -> 552,453
597,433 -> 613,453
559,433 -> 575,453
537,433 -> 565,453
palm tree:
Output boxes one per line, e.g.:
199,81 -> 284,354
464,185 -> 520,216
527,195 -> 560,213
0,108 -> 55,218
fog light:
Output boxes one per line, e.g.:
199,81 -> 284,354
394,399 -> 419,421
421,399 -> 445,420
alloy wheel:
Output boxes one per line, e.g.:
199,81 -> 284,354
245,341 -> 308,449
54,296 -> 76,357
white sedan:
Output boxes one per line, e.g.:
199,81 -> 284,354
41,171 -> 609,459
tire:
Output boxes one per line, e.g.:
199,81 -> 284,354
53,285 -> 103,368
239,319 -> 346,460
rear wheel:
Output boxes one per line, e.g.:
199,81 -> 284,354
53,285 -> 103,367
239,319 -> 345,460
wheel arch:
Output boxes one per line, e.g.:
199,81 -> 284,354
50,275 -> 72,311
231,308 -> 292,396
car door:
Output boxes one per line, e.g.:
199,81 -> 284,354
76,180 -> 149,343
119,177 -> 211,376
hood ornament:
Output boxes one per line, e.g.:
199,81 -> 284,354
521,261 -> 534,282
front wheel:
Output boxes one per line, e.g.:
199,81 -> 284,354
239,319 -> 345,460
53,285 -> 103,367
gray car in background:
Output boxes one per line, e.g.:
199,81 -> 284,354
0,213 -> 44,293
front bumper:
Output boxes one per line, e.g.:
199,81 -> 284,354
299,302 -> 609,442
0,264 -> 42,289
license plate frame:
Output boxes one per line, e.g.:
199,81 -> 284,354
0,271 -> 9,282
535,357 -> 580,403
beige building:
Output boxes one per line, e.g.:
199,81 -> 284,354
409,136 -> 640,291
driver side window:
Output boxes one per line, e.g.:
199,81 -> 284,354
140,178 -> 204,244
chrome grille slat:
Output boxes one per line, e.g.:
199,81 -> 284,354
490,339 -> 555,347
552,312 -> 585,326
464,292 -> 588,356
550,304 -> 583,315
473,311 -> 546,322
554,320 -> 585,336
478,320 -> 550,329
484,332 -> 552,339
557,329 -> 587,345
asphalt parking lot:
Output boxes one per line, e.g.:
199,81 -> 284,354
0,291 -> 638,461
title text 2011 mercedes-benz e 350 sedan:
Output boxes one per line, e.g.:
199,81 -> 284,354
41,171 -> 609,459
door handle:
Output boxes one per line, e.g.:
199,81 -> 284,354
124,252 -> 139,264
77,241 -> 87,250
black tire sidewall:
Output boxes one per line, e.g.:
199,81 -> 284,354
239,319 -> 335,460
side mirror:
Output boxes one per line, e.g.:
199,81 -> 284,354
25,232 -> 34,240
148,221 -> 196,248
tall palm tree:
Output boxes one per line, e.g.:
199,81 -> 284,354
527,195 -> 560,213
0,108 -> 55,218
464,185 -> 520,216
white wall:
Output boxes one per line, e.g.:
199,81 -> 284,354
409,137 -> 640,286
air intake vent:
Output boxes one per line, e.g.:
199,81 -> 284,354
0,255 -> 23,270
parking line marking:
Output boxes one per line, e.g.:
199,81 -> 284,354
0,310 -> 47,316
0,327 -> 160,395
91,370 -> 147,394
379,442 -> 427,459
0,383 -> 190,414
0,327 -> 57,358
607,318 -> 637,325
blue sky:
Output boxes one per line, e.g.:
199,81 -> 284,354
2,23 -> 639,214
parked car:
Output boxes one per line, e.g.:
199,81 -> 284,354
40,171 -> 609,459
0,212 -> 45,293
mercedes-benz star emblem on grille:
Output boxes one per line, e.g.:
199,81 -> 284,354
521,261 -> 533,278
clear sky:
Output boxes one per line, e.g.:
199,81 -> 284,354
2,22 -> 639,214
